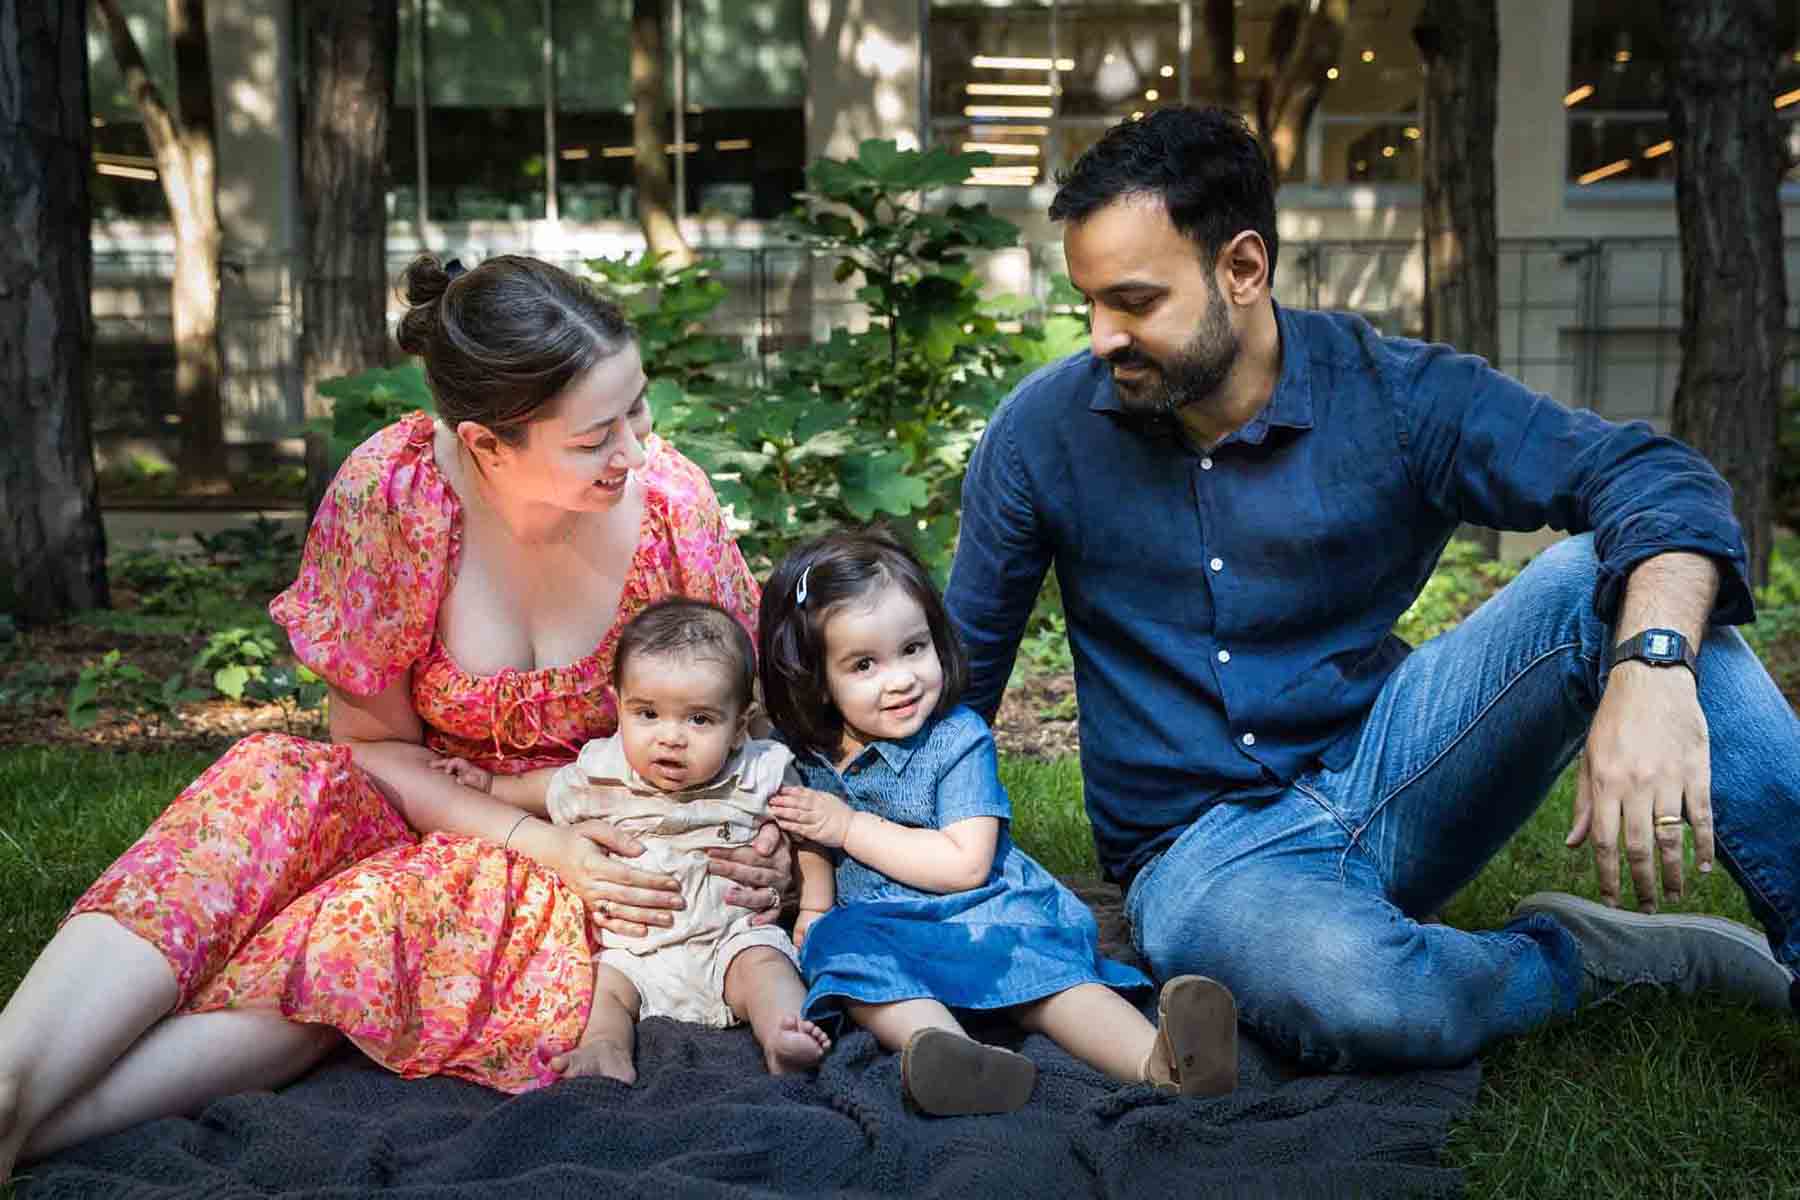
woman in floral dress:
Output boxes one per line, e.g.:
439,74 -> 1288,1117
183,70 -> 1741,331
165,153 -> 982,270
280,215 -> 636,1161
0,255 -> 790,1177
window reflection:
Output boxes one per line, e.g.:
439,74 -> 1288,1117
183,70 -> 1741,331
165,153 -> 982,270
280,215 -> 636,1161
424,0 -> 547,221
1566,0 -> 1800,185
88,0 -> 171,220
928,0 -> 1422,188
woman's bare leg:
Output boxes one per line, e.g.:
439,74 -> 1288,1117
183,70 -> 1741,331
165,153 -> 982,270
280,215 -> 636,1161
844,997 -> 965,1051
0,914 -> 179,1181
22,1010 -> 342,1162
722,948 -> 829,1074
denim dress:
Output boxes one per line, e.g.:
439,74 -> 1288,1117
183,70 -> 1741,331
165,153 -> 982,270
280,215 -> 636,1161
793,706 -> 1150,1023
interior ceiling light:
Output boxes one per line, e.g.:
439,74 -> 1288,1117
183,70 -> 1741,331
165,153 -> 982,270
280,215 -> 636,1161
970,55 -> 1073,71
1642,140 -> 1673,158
1403,126 -> 1422,139
1777,87 -> 1800,108
1361,49 -> 1375,63
1576,158 -> 1631,185
964,105 -> 1055,118
1325,66 -> 1339,80
967,82 -> 1055,96
1564,83 -> 1595,107
962,141 -> 1041,156
1160,65 -> 1174,77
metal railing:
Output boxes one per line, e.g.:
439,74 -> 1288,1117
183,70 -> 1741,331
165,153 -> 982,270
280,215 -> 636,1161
91,235 -> 1800,441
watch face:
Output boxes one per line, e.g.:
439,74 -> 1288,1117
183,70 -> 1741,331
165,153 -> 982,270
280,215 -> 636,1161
1645,632 -> 1676,660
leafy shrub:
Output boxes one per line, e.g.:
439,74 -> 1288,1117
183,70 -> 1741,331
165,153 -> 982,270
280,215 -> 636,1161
1395,539 -> 1525,646
243,664 -> 329,735
192,626 -> 281,700
66,650 -> 207,732
651,139 -> 1045,577
311,364 -> 434,468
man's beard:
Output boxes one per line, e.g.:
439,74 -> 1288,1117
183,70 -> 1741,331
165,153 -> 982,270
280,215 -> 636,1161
1105,284 -> 1240,419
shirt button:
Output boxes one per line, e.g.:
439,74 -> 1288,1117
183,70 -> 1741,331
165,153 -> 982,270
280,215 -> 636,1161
1209,557 -> 1224,572
1217,649 -> 1231,663
1200,456 -> 1214,470
1241,732 -> 1256,747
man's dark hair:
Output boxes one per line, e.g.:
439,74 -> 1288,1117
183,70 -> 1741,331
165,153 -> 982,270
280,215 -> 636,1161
1049,106 -> 1279,279
614,599 -> 756,712
759,528 -> 969,758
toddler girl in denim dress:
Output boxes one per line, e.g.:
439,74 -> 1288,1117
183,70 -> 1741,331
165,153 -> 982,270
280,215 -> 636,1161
760,529 -> 1238,1116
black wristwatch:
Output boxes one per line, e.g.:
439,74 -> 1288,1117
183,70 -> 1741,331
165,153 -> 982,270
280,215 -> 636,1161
1608,627 -> 1698,675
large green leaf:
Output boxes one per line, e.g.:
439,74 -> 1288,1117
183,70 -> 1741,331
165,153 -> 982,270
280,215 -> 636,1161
840,451 -> 928,520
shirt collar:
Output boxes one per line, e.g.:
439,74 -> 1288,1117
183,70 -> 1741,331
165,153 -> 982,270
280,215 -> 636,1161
583,737 -> 750,797
1084,299 -> 1315,446
804,718 -> 934,776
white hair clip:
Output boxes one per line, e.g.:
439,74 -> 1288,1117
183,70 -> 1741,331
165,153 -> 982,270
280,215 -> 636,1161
795,565 -> 811,607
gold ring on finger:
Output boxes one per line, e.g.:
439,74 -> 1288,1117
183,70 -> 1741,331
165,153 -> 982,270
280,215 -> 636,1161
1654,814 -> 1683,827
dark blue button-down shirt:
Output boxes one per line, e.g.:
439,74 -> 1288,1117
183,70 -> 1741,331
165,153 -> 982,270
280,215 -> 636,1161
945,303 -> 1753,886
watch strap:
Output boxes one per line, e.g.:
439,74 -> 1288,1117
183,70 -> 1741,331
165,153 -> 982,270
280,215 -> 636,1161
1608,628 -> 1698,672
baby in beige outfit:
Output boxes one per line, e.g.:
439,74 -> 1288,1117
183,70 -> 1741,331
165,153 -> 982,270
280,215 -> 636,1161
432,599 -> 830,1083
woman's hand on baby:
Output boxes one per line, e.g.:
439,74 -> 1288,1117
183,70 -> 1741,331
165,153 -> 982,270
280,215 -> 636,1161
705,820 -> 794,927
768,786 -> 854,849
428,756 -> 492,793
534,819 -> 684,937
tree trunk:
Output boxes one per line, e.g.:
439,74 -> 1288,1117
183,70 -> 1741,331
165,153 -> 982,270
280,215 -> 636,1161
301,1 -> 396,419
1198,0 -> 1240,110
0,0 -> 110,621
1255,0 -> 1348,182
94,0 -> 225,480
1415,0 -> 1501,557
1662,0 -> 1786,590
631,0 -> 692,267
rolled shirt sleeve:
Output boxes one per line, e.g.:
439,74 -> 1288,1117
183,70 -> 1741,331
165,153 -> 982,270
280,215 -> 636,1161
1392,340 -> 1754,626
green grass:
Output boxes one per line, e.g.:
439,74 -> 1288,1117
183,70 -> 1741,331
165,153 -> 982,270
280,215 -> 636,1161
4,745 -> 1797,1198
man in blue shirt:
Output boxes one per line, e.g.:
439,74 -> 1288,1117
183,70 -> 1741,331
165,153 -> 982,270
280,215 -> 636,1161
945,107 -> 1798,1069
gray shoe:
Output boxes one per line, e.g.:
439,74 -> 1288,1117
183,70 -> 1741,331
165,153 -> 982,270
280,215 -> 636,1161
1512,891 -> 1796,1013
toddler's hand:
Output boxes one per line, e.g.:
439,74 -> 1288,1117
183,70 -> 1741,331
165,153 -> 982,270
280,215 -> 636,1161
769,785 -> 853,849
429,756 -> 493,793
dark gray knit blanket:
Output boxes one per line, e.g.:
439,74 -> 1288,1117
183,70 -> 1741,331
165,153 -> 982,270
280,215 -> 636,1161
19,1017 -> 1478,1199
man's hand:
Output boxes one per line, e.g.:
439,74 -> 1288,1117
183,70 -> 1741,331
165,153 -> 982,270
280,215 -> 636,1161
768,786 -> 855,849
1567,661 -> 1713,910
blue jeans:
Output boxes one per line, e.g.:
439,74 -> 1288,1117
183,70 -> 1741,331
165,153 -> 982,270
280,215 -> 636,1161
1123,533 -> 1800,1071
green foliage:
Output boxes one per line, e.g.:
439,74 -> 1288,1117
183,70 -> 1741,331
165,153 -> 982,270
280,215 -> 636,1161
0,662 -> 58,710
583,252 -> 744,395
66,649 -> 207,732
1395,539 -> 1525,645
242,663 -> 329,735
192,626 -> 280,700
650,139 -> 1045,577
311,363 -> 434,465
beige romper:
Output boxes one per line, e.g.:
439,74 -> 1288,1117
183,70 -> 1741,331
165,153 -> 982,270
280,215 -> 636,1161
546,736 -> 800,1027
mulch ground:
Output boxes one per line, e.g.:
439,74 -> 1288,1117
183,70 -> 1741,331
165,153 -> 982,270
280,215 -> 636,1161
0,606 -> 1078,760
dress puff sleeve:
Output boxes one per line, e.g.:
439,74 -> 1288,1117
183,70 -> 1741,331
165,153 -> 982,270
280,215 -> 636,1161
269,412 -> 458,697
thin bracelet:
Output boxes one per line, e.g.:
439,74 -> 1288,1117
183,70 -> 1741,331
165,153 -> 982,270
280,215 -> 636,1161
502,813 -> 531,853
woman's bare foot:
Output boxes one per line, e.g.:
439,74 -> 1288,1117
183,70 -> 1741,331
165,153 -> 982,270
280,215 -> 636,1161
761,1015 -> 830,1075
549,1039 -> 636,1084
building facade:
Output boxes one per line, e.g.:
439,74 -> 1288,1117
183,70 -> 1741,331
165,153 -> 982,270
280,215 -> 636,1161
89,0 -> 1800,458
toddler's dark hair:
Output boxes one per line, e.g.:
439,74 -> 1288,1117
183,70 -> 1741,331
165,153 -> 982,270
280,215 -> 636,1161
614,599 -> 756,713
759,528 -> 968,756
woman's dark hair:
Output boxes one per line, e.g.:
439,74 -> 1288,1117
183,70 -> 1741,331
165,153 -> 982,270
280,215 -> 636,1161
1048,106 -> 1279,280
614,599 -> 756,713
394,254 -> 632,444
759,528 -> 969,757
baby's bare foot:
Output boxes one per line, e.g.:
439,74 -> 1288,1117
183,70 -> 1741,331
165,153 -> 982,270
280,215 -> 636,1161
550,1039 -> 636,1084
763,1015 -> 830,1075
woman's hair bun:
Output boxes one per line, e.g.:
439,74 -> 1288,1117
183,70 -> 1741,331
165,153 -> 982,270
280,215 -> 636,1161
395,254 -> 450,356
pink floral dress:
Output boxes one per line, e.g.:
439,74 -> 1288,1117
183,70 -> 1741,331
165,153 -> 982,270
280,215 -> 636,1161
68,412 -> 760,1093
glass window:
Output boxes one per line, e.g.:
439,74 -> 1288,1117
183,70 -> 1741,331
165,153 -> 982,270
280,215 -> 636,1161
87,0 -> 172,219
423,0 -> 548,221
554,0 -> 641,222
1567,0 -> 1800,186
928,1 -> 1421,188
682,0 -> 809,219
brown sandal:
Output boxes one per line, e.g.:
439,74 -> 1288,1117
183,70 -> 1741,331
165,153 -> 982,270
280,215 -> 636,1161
900,1028 -> 1038,1116
1145,975 -> 1238,1097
